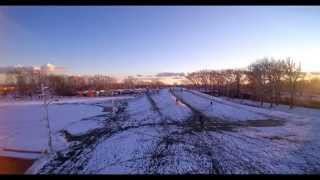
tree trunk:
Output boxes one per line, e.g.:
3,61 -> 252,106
270,95 -> 273,108
289,82 -> 296,109
275,86 -> 280,106
290,90 -> 294,109
260,94 -> 264,107
236,75 -> 240,98
270,85 -> 274,108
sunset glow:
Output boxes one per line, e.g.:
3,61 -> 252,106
0,6 -> 320,76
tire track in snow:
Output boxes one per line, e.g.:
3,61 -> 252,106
171,89 -> 320,173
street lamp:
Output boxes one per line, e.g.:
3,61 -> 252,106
41,84 -> 59,154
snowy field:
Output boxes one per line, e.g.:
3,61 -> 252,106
221,96 -> 320,119
173,90 -> 320,173
27,88 -> 320,174
0,96 -> 134,159
0,96 -> 133,107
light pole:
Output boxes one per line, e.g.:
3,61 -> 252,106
41,83 -> 58,154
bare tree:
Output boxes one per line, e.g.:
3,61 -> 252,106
248,58 -> 288,107
269,59 -> 286,106
248,61 -> 267,106
186,72 -> 202,89
184,57 -> 308,109
123,76 -> 139,89
5,70 -> 16,86
283,58 -> 304,109
235,70 -> 242,98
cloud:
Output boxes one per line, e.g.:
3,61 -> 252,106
130,72 -> 187,85
156,72 -> 185,77
0,64 -> 67,74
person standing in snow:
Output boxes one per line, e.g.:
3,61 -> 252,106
199,115 -> 204,128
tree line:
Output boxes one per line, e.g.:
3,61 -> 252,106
2,57 -> 319,109
3,68 -> 165,97
185,57 -> 315,109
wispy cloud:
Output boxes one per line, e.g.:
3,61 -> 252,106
0,64 -> 67,75
156,72 -> 185,77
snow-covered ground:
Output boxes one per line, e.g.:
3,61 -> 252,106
173,89 -> 320,173
33,94 -> 163,174
30,88 -> 320,174
174,90 -> 270,122
150,89 -> 192,122
221,96 -> 320,119
0,96 -> 133,107
0,96 -> 133,159
183,89 -> 306,121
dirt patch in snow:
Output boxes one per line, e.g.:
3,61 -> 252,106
239,119 -> 286,127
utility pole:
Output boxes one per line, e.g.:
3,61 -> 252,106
41,83 -> 58,154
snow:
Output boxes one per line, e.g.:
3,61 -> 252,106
64,120 -> 104,137
0,96 -> 133,107
150,89 -> 192,122
172,89 -> 320,173
83,90 -> 193,174
84,127 -> 161,174
32,93 -> 163,174
177,89 -> 310,123
24,153 -> 52,174
0,96 -> 133,159
31,89 -> 320,174
221,97 -> 320,119
174,90 -> 269,122
124,95 -> 162,126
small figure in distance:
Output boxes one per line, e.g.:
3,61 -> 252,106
199,115 -> 204,128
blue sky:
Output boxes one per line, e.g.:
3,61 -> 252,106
1,6 -> 320,76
